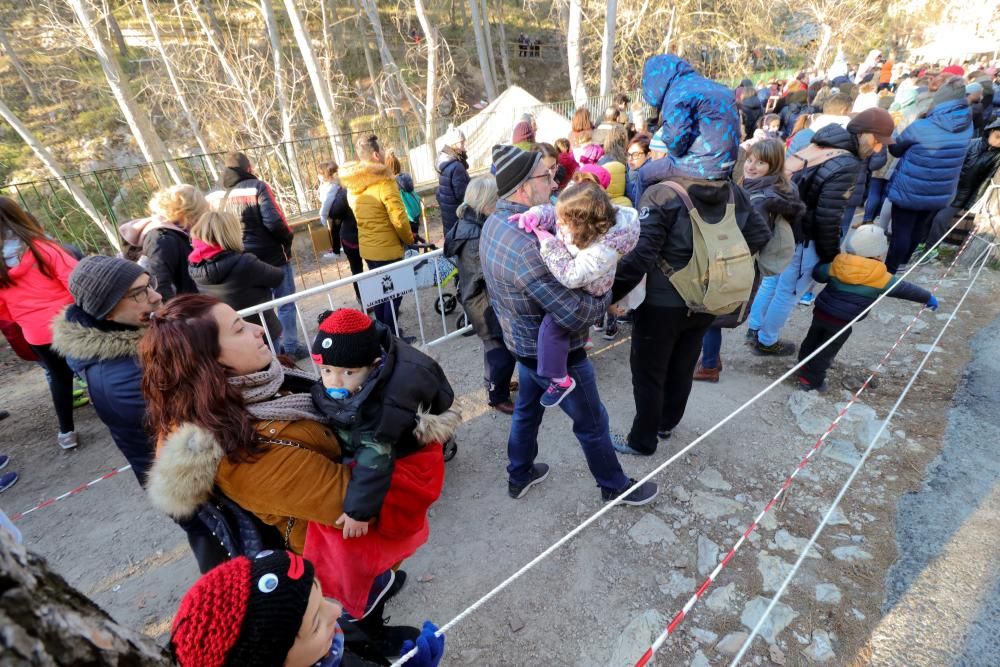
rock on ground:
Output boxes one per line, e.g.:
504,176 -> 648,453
756,552 -> 793,593
715,631 -> 749,656
627,514 -> 677,546
660,571 -> 696,599
831,545 -> 873,562
690,649 -> 711,667
815,583 -> 842,604
697,534 -> 720,576
740,596 -> 799,644
821,439 -> 863,467
774,529 -> 822,559
696,467 -> 732,491
690,491 -> 745,520
705,582 -> 737,613
802,629 -> 836,662
607,610 -> 666,667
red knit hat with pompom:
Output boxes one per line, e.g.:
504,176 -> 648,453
311,308 -> 380,368
170,551 -> 314,667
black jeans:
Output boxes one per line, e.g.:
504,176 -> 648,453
364,258 -> 405,331
886,205 -> 935,274
483,337 -> 516,405
30,343 -> 75,434
627,304 -> 714,454
342,241 -> 364,301
798,315 -> 853,387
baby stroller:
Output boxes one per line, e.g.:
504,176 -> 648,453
406,244 -> 465,330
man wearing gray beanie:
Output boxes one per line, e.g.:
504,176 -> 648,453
478,144 -> 658,506
51,256 -> 227,573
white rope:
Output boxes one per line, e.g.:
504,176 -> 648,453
730,242 -> 996,666
392,189 -> 997,666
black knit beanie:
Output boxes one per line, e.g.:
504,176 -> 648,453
493,144 -> 541,199
311,308 -> 381,368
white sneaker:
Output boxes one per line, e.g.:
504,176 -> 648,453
57,431 -> 78,450
322,251 -> 342,260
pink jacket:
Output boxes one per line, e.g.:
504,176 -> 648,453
0,241 -> 76,345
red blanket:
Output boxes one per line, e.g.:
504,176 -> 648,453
304,443 -> 445,618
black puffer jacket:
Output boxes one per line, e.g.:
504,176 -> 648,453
797,125 -> 863,262
142,228 -> 198,300
209,167 -> 294,267
187,245 -> 285,340
739,94 -> 764,140
952,124 -> 1000,210
311,323 -> 455,520
611,178 -> 772,307
778,91 -> 809,138
444,207 -> 502,340
743,174 -> 807,239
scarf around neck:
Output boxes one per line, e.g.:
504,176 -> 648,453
228,357 -> 325,423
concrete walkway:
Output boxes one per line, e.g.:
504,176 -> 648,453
869,313 -> 1000,665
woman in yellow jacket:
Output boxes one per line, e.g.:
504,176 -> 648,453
339,134 -> 413,330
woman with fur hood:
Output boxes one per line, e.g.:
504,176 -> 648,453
140,295 -> 459,651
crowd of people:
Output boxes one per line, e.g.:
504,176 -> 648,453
1,47 -> 999,666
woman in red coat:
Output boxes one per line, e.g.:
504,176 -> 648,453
0,197 -> 79,449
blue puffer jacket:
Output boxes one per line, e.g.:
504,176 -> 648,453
641,55 -> 740,180
435,149 -> 470,238
51,306 -> 153,487
887,99 -> 973,210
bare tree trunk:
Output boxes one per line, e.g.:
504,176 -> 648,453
413,0 -> 438,151
0,24 -> 38,104
69,0 -> 180,186
661,4 -> 677,53
566,0 -> 588,107
102,0 -> 129,58
281,0 -> 345,161
359,0 -> 426,127
468,0 -> 497,100
0,98 -> 121,251
599,0 -> 616,96
173,0 -> 187,39
353,0 -> 387,118
812,22 -> 833,72
186,0 -> 276,145
0,530 -> 169,664
495,0 -> 512,89
479,0 -> 499,93
141,0 -> 216,179
262,0 -> 310,205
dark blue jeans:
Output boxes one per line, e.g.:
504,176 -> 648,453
537,314 -> 569,379
864,177 -> 888,222
701,327 -> 723,369
507,356 -> 630,493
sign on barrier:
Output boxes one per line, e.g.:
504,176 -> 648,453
358,264 -> 417,310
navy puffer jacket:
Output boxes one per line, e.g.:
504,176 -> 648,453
797,125 -> 863,262
641,55 -> 740,180
435,150 -> 470,238
888,99 -> 973,210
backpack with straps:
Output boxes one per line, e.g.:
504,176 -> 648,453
656,181 -> 755,316
751,191 -> 797,277
784,144 -> 852,200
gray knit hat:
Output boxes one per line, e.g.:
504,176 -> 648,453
492,144 -> 541,199
69,255 -> 147,319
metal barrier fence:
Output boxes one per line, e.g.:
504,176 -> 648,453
238,248 -> 472,368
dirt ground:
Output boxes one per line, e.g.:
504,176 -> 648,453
1,235 -> 997,666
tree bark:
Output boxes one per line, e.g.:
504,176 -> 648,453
69,0 -> 180,186
600,0 -> 617,96
359,0 -> 426,127
102,0 -> 129,59
0,529 -> 169,664
661,4 -> 677,54
495,0 -> 512,89
812,22 -> 833,72
479,0 -> 499,94
566,0 -> 589,107
0,98 -> 121,251
413,0 -> 438,152
262,0 -> 310,206
352,0 -> 387,118
281,0 -> 345,162
468,0 -> 497,100
0,24 -> 38,105
141,0 -> 217,179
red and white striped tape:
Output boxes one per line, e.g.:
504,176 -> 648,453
635,230 -> 980,666
9,464 -> 133,522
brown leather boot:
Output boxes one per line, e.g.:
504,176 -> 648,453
693,360 -> 720,382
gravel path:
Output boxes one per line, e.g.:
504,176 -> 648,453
869,312 -> 1000,666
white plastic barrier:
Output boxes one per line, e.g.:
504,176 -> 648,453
238,248 -> 472,367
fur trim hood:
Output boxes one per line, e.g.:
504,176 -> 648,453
147,423 -> 223,519
339,160 -> 394,195
50,308 -> 144,362
147,409 -> 461,520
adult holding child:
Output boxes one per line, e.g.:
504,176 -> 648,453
479,144 -> 657,505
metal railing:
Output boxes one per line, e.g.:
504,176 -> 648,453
238,248 -> 471,367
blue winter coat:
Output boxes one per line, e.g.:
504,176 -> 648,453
435,150 -> 470,238
887,99 -> 973,210
641,55 -> 740,180
51,306 -> 153,487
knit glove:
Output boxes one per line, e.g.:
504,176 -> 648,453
508,211 -> 540,233
533,227 -> 554,243
926,295 -> 939,311
400,621 -> 445,667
